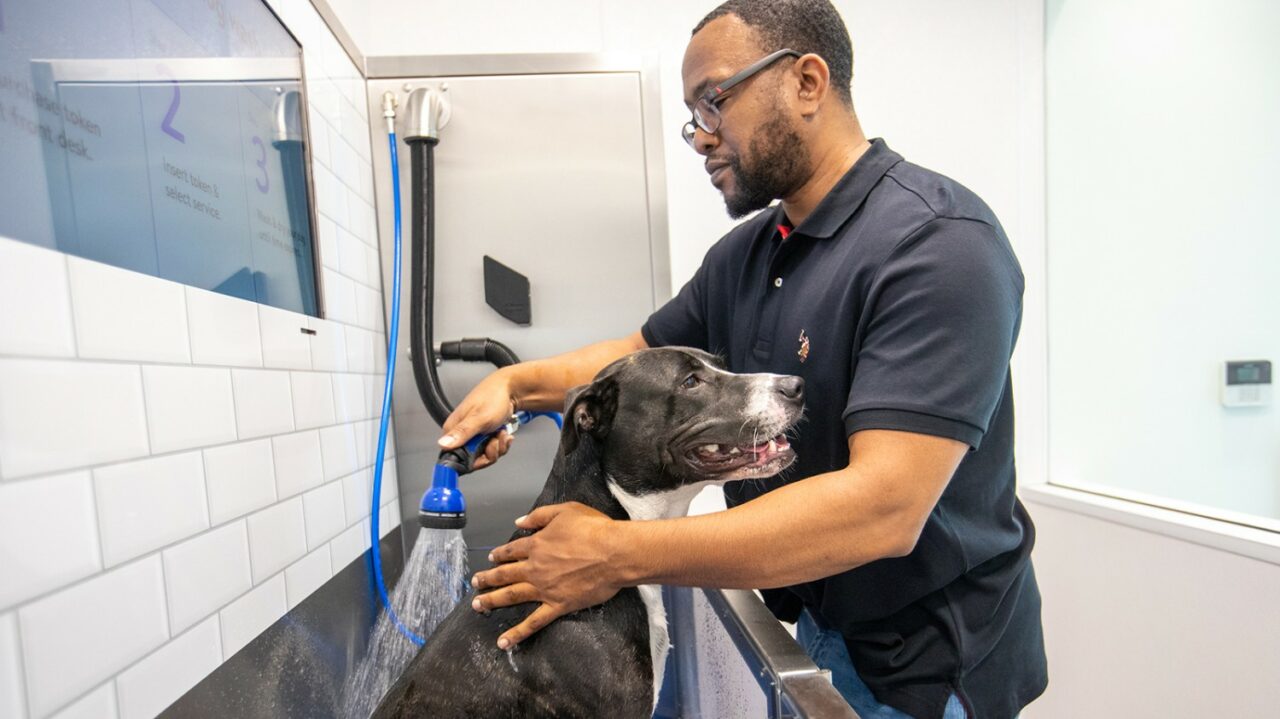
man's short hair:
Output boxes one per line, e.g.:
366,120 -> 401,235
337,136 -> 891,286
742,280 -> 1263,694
693,0 -> 854,107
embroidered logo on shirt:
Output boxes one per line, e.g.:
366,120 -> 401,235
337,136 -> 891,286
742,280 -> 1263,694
797,329 -> 810,363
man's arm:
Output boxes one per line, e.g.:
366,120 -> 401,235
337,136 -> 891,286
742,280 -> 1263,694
438,331 -> 648,466
472,428 -> 967,647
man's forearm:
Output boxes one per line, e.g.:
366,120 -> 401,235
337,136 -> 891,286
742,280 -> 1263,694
506,331 -> 647,412
611,466 -> 925,590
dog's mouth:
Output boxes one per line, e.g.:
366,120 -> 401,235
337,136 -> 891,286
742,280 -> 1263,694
683,433 -> 794,475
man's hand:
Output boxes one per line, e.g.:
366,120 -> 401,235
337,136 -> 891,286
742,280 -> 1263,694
470,502 -> 624,649
438,369 -> 518,470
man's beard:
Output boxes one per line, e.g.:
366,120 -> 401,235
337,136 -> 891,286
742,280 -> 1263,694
722,113 -> 809,219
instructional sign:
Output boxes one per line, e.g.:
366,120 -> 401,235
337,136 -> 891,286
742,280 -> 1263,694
0,0 -> 318,316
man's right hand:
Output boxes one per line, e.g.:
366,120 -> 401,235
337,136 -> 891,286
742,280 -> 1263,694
438,369 -> 519,470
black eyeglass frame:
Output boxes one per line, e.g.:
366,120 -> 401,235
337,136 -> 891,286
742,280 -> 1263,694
681,48 -> 803,148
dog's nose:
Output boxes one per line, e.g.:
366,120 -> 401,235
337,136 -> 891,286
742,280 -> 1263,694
775,376 -> 804,401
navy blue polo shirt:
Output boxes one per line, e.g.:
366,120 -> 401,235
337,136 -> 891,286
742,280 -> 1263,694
642,139 -> 1047,719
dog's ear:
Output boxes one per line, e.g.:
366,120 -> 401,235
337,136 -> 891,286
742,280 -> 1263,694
562,377 -> 619,453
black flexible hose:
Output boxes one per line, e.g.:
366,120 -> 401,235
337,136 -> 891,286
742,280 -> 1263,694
407,140 -> 523,428
408,138 -> 454,426
438,338 -> 520,367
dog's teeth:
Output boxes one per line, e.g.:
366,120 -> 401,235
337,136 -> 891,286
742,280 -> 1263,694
728,447 -> 741,455
768,439 -> 777,453
698,444 -> 719,456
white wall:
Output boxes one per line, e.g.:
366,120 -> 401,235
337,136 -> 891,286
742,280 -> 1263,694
1045,0 -> 1280,519
0,2 -> 391,718
1029,501 -> 1280,717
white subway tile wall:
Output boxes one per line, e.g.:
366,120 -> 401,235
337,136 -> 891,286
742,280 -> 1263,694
0,360 -> 152,479
302,480 -> 348,550
115,617 -> 222,719
284,544 -> 333,610
246,497 -> 309,583
231,369 -> 296,438
0,240 -> 75,359
1,612 -> 28,719
94,453 -> 209,568
48,683 -> 117,719
142,365 -> 238,454
18,558 -> 170,717
0,1 -> 390,715
273,429 -> 326,498
68,258 -> 191,365
203,439 -> 278,525
161,522 -> 253,634
218,575 -> 287,659
0,472 -> 101,610
186,287 -> 265,367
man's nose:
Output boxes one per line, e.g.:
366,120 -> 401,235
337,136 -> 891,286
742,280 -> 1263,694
774,376 -> 804,401
695,126 -> 718,155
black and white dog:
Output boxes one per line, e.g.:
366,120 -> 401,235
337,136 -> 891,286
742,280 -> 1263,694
371,347 -> 804,719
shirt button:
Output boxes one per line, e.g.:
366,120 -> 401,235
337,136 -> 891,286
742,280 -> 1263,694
773,277 -> 783,288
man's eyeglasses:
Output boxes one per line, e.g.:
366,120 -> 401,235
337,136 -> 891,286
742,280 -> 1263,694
681,48 -> 802,148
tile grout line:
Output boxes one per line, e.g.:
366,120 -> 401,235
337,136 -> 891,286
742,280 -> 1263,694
11,609 -> 32,719
61,251 -> 81,363
87,468 -> 109,581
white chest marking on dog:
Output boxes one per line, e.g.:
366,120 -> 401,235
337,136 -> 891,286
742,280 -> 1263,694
606,479 -> 709,710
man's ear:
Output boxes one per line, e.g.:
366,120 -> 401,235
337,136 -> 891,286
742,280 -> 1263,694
792,52 -> 831,116
562,377 -> 619,453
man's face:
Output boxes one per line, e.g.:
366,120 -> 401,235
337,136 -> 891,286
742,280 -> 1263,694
682,16 -> 811,219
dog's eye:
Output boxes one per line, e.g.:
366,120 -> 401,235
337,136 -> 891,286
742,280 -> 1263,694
681,374 -> 702,389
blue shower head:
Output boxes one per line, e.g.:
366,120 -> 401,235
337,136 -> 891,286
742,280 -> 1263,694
418,411 -> 563,531
419,459 -> 468,530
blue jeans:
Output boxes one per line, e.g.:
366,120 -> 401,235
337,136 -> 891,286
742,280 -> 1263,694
796,611 -> 967,719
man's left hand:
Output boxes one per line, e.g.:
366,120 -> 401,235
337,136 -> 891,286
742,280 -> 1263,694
470,501 -> 624,649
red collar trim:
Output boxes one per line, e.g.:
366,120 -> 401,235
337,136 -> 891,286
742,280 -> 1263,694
777,224 -> 793,239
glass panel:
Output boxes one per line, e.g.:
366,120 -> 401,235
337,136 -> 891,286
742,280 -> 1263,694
0,0 -> 318,315
1046,0 -> 1279,526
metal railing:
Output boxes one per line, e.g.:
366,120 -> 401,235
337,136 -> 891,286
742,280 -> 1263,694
669,587 -> 860,719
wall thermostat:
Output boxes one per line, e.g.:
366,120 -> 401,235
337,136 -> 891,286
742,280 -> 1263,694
1221,360 -> 1271,408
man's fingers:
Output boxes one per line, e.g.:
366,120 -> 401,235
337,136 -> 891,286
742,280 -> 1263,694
482,434 -> 501,463
471,582 -> 540,613
514,502 -> 579,530
485,536 -> 533,565
438,412 -> 480,449
497,603 -> 564,649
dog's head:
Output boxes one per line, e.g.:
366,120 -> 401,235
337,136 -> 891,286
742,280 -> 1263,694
562,347 -> 803,512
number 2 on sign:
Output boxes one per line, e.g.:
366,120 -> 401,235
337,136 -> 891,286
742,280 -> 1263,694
252,136 -> 269,194
160,79 -> 185,143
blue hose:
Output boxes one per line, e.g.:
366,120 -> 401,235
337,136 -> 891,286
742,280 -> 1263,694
370,130 -> 425,646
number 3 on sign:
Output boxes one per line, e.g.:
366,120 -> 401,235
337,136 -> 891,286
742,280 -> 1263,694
252,136 -> 270,194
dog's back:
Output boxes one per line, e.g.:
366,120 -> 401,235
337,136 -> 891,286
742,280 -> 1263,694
370,587 -> 653,719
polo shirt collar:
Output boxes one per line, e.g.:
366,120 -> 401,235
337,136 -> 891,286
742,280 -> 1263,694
778,138 -> 902,240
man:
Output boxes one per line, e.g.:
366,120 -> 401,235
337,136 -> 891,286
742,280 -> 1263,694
438,1 -> 1047,717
